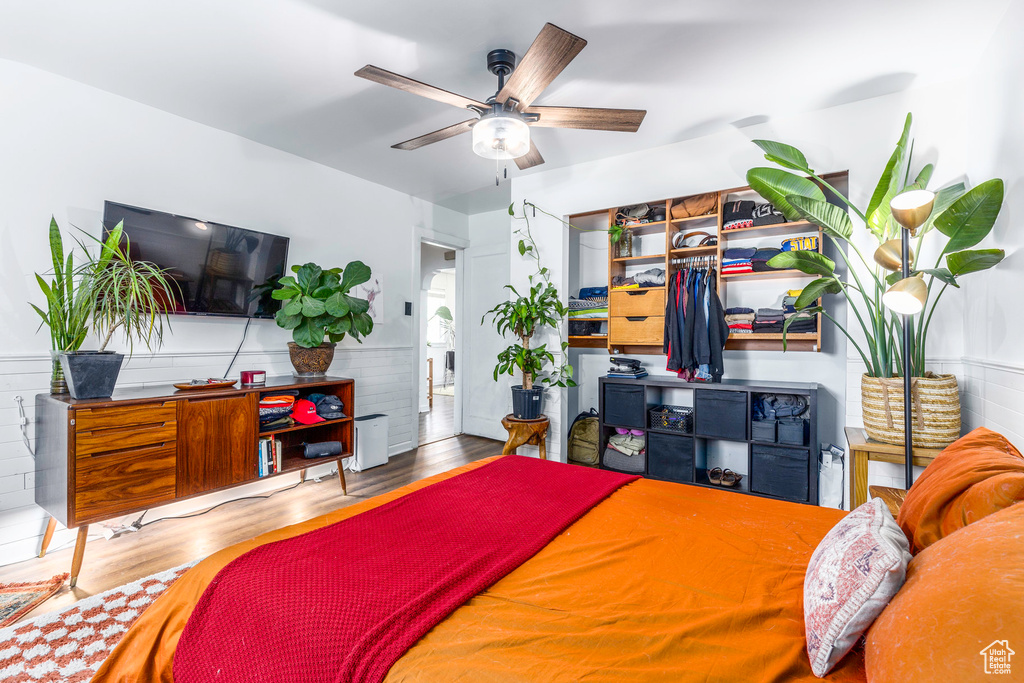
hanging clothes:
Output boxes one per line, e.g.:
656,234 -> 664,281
664,262 -> 728,382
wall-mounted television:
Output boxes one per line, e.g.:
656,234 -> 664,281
102,201 -> 290,319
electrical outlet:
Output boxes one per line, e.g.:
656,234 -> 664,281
24,472 -> 35,490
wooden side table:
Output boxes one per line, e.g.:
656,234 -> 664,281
845,426 -> 944,509
501,414 -> 549,460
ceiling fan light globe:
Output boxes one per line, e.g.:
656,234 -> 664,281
472,114 -> 530,160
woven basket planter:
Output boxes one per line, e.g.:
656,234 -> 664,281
861,373 -> 961,448
288,342 -> 335,377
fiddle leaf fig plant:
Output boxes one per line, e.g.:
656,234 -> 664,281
745,112 -> 1005,377
273,261 -> 373,347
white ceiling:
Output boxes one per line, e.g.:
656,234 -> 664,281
0,0 -> 1010,213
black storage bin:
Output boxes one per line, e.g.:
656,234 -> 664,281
694,390 -> 747,440
603,384 -> 646,429
751,419 -> 777,443
751,445 -> 809,502
777,418 -> 809,446
647,432 -> 694,483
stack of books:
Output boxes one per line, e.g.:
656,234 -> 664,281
258,437 -> 283,477
607,357 -> 648,379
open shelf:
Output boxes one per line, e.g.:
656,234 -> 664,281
615,221 -> 666,235
259,416 -> 352,437
611,285 -> 666,292
720,220 -> 817,238
670,214 -> 717,224
568,335 -> 608,348
669,245 -> 717,256
568,317 -> 607,322
693,468 -> 751,494
279,449 -> 348,475
721,269 -> 815,280
612,253 -> 666,263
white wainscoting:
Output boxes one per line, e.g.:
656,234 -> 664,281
0,346 -> 413,565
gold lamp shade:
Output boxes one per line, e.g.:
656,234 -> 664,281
890,189 -> 936,232
873,239 -> 914,271
882,273 -> 927,315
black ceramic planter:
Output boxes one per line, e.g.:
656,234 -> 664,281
59,351 -> 125,399
511,385 -> 544,420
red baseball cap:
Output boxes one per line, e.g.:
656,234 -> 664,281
292,398 -> 325,425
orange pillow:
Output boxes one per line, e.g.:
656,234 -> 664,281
865,501 -> 1024,680
897,427 -> 1024,553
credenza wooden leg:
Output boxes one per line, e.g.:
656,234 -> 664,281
70,525 -> 89,588
337,459 -> 347,495
299,468 -> 306,484
39,517 -> 58,558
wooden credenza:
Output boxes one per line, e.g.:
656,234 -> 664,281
35,375 -> 355,586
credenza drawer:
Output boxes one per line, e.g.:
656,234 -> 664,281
609,316 -> 664,345
76,421 -> 177,456
74,401 -> 176,432
75,443 -> 177,520
610,289 -> 665,317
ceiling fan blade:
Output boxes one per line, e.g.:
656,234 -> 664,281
525,105 -> 646,132
392,119 -> 476,151
514,141 -> 545,170
497,23 -> 586,109
356,65 -> 487,111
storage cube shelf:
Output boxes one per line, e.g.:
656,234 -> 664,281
598,376 -> 819,505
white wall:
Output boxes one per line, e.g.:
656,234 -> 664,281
504,82 -> 973,493
462,209 -> 512,442
0,59 -> 468,563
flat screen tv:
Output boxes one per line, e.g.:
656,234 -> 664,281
102,201 -> 289,319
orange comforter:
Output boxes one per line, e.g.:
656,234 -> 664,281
94,458 -> 866,682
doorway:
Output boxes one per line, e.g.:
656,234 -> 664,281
418,242 -> 462,445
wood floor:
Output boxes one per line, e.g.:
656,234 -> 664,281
419,393 -> 455,445
0,434 -> 501,622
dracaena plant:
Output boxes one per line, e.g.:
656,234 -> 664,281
746,113 -> 1005,378
272,261 -> 374,347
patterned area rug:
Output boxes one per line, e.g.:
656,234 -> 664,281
0,575 -> 68,629
0,561 -> 198,682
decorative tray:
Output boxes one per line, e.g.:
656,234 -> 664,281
173,379 -> 238,391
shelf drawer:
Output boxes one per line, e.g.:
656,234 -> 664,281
74,401 -> 176,431
610,289 -> 665,317
694,390 -> 747,440
75,442 -> 177,520
647,432 -> 694,483
602,384 -> 646,429
76,421 -> 177,456
751,445 -> 809,502
609,316 -> 664,345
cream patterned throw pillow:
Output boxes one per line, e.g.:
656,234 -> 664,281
804,498 -> 912,677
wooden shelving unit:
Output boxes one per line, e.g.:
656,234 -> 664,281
567,171 -> 849,355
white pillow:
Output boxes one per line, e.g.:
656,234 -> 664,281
803,498 -> 912,677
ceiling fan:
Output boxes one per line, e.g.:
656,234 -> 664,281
354,23 -> 646,171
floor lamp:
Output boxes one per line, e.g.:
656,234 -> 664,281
874,190 -> 933,488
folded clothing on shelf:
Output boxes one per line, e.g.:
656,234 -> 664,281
634,268 -> 666,287
725,313 -> 755,323
723,200 -> 755,231
723,247 -> 756,260
568,296 -> 609,318
725,307 -> 754,315
722,259 -> 752,275
781,235 -> 818,251
578,286 -> 608,300
751,202 -> 786,227
608,433 -> 645,457
752,247 -> 783,271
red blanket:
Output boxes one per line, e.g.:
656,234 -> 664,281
172,456 -> 638,683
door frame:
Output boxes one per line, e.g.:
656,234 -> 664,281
413,230 -> 467,446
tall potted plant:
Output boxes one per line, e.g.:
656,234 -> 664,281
483,276 -> 575,419
745,113 -> 1005,447
31,218 -> 92,393
272,261 -> 374,376
39,220 -> 178,399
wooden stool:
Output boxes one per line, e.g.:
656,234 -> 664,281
501,414 -> 549,460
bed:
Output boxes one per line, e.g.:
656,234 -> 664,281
94,456 -> 865,682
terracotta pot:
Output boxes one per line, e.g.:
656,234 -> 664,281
860,373 -> 961,448
288,342 -> 336,377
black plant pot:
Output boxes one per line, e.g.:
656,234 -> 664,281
59,351 -> 125,399
511,385 -> 545,420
